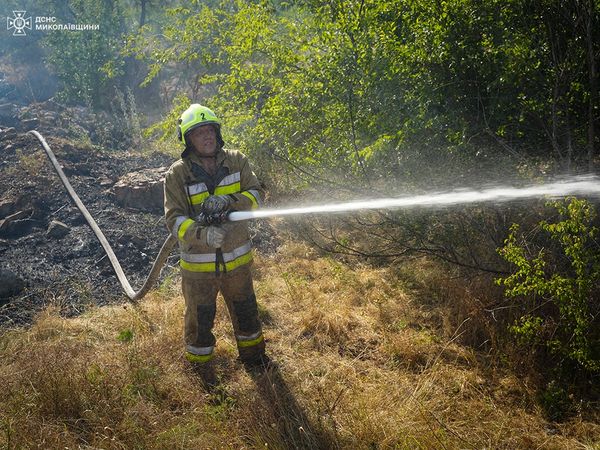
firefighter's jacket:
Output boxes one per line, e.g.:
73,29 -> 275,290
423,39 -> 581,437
164,148 -> 262,279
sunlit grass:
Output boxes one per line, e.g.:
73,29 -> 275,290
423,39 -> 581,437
0,241 -> 597,448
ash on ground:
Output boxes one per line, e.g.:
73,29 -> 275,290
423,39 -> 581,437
0,99 -> 279,327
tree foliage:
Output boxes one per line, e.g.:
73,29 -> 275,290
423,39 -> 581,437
127,0 -> 599,180
42,0 -> 126,108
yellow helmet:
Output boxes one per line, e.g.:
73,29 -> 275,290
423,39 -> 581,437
177,104 -> 224,149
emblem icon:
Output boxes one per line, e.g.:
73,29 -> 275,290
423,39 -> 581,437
7,11 -> 32,36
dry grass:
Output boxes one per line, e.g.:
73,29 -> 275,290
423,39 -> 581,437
0,241 -> 598,449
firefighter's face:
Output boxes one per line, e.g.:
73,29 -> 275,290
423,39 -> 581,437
189,125 -> 217,155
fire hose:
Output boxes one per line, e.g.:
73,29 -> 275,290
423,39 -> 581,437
28,131 -> 257,302
28,130 -> 600,302
28,130 -> 178,303
28,131 -> 266,303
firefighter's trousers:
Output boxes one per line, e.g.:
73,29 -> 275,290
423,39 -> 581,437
182,266 -> 265,364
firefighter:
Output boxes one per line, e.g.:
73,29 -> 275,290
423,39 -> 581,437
164,104 -> 268,375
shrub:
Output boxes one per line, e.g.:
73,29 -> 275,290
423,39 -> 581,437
496,197 -> 600,375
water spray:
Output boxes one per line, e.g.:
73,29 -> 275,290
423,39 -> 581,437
28,130 -> 600,302
227,176 -> 600,222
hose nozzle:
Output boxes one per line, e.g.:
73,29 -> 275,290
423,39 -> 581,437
196,210 -> 230,226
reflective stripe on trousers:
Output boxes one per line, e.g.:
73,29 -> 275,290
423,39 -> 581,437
185,344 -> 215,363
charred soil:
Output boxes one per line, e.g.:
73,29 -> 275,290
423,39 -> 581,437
0,105 -> 278,326
0,129 -> 175,325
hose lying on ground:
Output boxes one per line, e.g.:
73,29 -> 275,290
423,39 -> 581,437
28,130 -> 176,303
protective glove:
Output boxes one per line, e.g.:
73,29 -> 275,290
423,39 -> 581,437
205,225 -> 226,248
202,195 -> 233,215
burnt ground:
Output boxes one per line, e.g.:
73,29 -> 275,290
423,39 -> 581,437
0,130 -> 175,325
0,112 -> 280,327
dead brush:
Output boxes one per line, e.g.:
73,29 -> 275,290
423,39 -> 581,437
1,240 -> 599,449
380,329 -> 438,372
297,305 -> 357,348
391,257 -> 507,352
0,293 -> 243,448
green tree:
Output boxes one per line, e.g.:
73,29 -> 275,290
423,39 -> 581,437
42,0 -> 127,108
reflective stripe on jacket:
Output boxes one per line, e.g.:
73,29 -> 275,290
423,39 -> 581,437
164,148 -> 263,278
